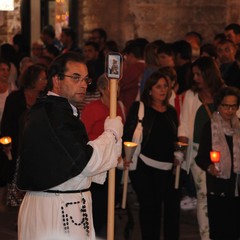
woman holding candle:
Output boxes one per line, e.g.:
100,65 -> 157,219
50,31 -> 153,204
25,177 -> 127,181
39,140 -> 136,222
123,71 -> 180,240
196,86 -> 240,240
178,56 -> 224,239
0,64 -> 48,207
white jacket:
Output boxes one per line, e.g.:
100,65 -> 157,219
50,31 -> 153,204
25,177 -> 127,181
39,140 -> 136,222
178,90 -> 202,173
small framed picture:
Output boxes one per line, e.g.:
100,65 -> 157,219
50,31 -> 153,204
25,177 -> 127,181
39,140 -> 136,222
105,52 -> 123,80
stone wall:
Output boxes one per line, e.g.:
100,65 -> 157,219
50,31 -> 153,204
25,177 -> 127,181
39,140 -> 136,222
80,0 -> 239,49
1,0 -> 240,51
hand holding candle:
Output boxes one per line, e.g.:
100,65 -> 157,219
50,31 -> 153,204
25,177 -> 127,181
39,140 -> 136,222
174,142 -> 188,189
121,141 -> 137,209
210,151 -> 220,172
210,151 -> 220,163
0,136 -> 12,160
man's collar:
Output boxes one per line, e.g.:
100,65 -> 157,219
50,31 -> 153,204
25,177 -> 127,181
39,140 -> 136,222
47,91 -> 78,117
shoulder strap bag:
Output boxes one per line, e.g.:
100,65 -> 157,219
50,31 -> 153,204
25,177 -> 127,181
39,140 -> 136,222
129,101 -> 144,170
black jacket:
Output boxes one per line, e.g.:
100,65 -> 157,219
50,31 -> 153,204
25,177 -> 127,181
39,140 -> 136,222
17,95 -> 93,191
123,101 -> 178,162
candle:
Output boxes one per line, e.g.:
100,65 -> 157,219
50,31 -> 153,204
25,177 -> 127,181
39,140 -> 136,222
122,141 -> 138,209
123,141 -> 138,162
124,141 -> 138,149
174,141 -> 188,189
0,136 -> 12,145
210,151 -> 220,163
0,136 -> 12,160
175,141 -> 188,148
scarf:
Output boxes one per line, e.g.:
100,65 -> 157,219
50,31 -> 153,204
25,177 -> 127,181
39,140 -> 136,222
211,111 -> 240,179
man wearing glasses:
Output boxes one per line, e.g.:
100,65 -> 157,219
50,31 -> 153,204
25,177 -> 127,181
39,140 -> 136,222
16,52 -> 123,240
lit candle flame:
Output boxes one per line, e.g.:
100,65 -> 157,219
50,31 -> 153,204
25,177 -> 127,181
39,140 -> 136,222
176,141 -> 188,147
210,151 -> 220,163
124,141 -> 137,148
0,136 -> 12,145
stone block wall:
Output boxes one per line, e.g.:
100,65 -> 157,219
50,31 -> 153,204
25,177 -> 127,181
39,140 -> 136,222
80,0 -> 239,49
2,0 -> 240,52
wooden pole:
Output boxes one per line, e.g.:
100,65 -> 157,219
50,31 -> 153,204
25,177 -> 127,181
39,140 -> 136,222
107,79 -> 118,240
174,165 -> 180,189
121,168 -> 129,209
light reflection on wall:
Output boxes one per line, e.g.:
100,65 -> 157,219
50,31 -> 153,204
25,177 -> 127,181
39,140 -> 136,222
55,0 -> 69,38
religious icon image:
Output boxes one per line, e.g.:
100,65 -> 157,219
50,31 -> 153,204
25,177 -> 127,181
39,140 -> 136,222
108,54 -> 121,79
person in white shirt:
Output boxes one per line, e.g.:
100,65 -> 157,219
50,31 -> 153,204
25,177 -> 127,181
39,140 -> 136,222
17,52 -> 123,240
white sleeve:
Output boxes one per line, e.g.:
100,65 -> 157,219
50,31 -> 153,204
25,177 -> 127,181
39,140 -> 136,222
81,131 -> 122,184
178,90 -> 192,138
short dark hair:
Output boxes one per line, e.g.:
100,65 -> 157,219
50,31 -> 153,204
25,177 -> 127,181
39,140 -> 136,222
200,43 -> 218,59
91,28 -> 107,42
13,33 -> 27,50
42,25 -> 55,39
44,44 -> 60,58
62,27 -> 76,42
122,41 -> 142,59
0,43 -> 17,63
172,40 -> 192,61
157,43 -> 174,56
105,40 -> 119,52
47,52 -> 85,90
214,86 -> 240,108
186,31 -> 203,45
151,39 -> 165,49
225,23 -> 240,35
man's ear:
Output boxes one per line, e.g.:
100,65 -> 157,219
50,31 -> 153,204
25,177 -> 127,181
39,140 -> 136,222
52,75 -> 61,89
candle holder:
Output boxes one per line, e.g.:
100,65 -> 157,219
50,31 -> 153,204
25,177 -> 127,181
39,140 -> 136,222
0,136 -> 12,160
210,151 -> 220,171
174,141 -> 188,189
121,141 -> 137,209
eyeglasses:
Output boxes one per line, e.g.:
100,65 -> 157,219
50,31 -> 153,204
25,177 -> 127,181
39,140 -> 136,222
60,73 -> 92,85
220,104 -> 239,110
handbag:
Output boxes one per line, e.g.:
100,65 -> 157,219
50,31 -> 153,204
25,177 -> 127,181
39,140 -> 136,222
117,101 -> 144,170
129,101 -> 144,171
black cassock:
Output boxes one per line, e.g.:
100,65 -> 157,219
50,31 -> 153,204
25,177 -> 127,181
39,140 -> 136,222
17,95 -> 93,191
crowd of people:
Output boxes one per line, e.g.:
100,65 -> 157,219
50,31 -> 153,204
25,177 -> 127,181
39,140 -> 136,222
0,22 -> 240,239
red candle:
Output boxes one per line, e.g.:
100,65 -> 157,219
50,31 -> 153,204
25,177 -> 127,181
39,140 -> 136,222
210,151 -> 220,163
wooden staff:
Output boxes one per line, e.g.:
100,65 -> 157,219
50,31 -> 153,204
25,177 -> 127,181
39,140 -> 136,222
121,167 -> 129,209
107,78 -> 118,240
